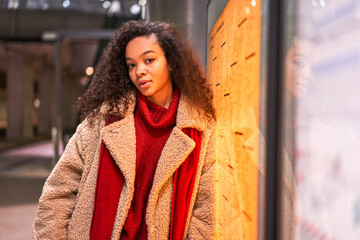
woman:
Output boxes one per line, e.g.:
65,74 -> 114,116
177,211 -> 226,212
33,20 -> 217,240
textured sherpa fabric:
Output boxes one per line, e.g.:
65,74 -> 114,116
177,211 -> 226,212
32,92 -> 217,240
121,89 -> 179,239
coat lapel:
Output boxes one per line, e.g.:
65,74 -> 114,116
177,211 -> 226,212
99,92 -> 137,189
146,126 -> 196,232
100,114 -> 138,239
100,114 -> 136,192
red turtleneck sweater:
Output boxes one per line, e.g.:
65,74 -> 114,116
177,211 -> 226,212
120,89 -> 180,239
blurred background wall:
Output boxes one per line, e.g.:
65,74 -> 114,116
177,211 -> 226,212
0,0 -> 208,148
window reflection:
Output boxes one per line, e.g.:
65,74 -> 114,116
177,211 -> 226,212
281,1 -> 360,238
281,35 -> 318,239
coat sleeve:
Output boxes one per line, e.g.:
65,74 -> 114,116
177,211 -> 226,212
32,123 -> 86,240
186,127 -> 217,239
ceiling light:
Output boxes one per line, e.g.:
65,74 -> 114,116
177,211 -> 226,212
103,1 -> 111,9
34,98 -> 41,109
8,0 -> 19,9
41,3 -> 49,10
63,0 -> 70,8
107,0 -> 121,16
320,0 -> 326,7
130,4 -> 141,15
86,67 -> 94,76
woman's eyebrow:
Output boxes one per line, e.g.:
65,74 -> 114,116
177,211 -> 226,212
293,53 -> 306,58
126,50 -> 156,61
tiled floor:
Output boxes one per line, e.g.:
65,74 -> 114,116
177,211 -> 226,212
0,141 -> 52,240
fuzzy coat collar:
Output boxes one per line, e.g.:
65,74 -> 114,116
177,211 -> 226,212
99,91 -> 208,132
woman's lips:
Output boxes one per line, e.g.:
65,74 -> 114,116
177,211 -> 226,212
138,79 -> 152,88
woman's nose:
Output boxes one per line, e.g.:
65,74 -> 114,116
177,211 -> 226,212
136,64 -> 146,76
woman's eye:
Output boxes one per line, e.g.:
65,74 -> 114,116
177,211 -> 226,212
145,58 -> 155,64
293,59 -> 304,68
127,63 -> 135,69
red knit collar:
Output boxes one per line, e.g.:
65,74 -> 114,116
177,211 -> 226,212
136,89 -> 180,129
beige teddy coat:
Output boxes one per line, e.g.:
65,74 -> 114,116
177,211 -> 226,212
32,93 -> 216,240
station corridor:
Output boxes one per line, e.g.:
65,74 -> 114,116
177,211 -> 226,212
0,141 -> 52,239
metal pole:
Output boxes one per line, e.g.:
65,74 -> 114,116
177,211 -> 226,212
53,35 -> 62,166
141,5 -> 145,20
265,0 -> 285,239
145,1 -> 150,21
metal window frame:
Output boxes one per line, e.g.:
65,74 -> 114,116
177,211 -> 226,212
264,0 -> 285,239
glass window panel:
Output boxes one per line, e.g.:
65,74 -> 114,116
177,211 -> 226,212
280,0 -> 360,239
207,0 -> 263,239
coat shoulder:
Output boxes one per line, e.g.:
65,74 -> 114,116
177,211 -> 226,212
71,113 -> 106,155
202,118 -> 216,139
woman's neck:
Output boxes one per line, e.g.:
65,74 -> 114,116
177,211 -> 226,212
146,86 -> 174,109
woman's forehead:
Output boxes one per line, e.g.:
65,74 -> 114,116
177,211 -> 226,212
125,35 -> 163,58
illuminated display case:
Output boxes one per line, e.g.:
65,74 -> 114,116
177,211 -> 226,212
207,0 -> 360,239
207,0 -> 262,239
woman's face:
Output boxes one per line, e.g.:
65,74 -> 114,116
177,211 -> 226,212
285,38 -> 315,99
125,35 -> 173,107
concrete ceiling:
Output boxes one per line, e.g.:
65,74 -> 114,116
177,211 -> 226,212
0,0 -> 140,41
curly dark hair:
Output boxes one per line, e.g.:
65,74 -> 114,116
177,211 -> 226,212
77,20 -> 215,121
